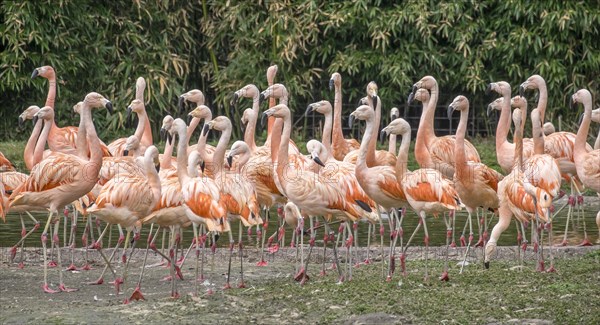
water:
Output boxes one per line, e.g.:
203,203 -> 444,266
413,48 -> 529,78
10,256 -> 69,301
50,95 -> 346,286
1,196 -> 598,249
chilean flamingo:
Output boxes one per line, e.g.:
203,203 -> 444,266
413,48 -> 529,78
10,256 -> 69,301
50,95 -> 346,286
407,75 -> 480,178
10,92 -> 112,293
205,116 -> 262,288
485,108 -> 558,271
571,89 -> 600,244
520,75 -> 593,246
447,95 -> 503,271
31,65 -> 111,157
351,104 -> 408,280
87,146 -> 163,303
165,118 -> 228,294
388,107 -> 400,154
380,115 -> 462,281
263,103 -> 372,283
329,72 -> 360,160
108,98 -> 151,157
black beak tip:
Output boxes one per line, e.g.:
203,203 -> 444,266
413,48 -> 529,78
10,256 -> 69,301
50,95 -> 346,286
200,160 -> 206,173
31,69 -> 39,79
447,106 -> 454,120
313,156 -> 325,167
202,124 -> 210,136
407,92 -> 415,105
391,113 -> 399,120
105,101 -> 113,114
485,84 -> 492,96
123,149 -> 129,156
379,130 -> 387,144
160,128 -> 166,140
261,112 -> 268,128
18,117 -> 24,128
487,105 -> 493,117
259,93 -> 266,105
167,133 -> 173,145
178,96 -> 185,114
226,156 -> 233,168
329,79 -> 334,90
305,105 -> 313,117
519,85 -> 525,97
155,164 -> 160,173
32,116 -> 38,125
230,93 -> 239,107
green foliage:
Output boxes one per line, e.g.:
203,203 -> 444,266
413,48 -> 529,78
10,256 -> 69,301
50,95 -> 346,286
1,0 -> 598,141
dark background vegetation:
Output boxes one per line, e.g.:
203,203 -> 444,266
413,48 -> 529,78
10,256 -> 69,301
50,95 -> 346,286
1,0 -> 598,142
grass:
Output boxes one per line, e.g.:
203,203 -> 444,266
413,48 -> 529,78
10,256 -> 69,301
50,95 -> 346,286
182,250 -> 600,324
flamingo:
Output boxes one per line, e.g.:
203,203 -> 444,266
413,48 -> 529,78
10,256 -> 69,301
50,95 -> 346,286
205,116 -> 262,289
485,108 -> 558,271
407,76 -> 480,178
343,82 -> 396,167
571,89 -> 600,243
305,139 -> 379,273
108,98 -> 151,157
379,114 -> 462,281
520,75 -> 593,246
486,89 -> 535,173
351,104 -> 409,280
263,103 -> 373,283
0,151 -> 15,172
329,72 -> 360,160
305,100 -> 335,157
31,66 -> 111,157
447,95 -> 504,271
388,107 -> 400,154
164,117 -> 228,293
9,92 -> 112,293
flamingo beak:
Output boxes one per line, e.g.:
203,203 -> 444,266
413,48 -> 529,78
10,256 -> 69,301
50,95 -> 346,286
226,155 -> 233,168
485,83 -> 493,96
123,149 -> 129,156
261,112 -> 268,128
380,130 -> 387,144
305,104 -> 314,117
407,91 -> 415,105
348,114 -> 355,128
126,106 -> 132,128
18,116 -> 24,128
259,92 -> 266,105
447,105 -> 455,120
31,69 -> 39,79
200,160 -> 206,173
202,124 -> 210,136
519,84 -> 526,97
105,101 -> 113,114
312,155 -> 325,167
178,96 -> 185,114
230,92 -> 239,108
32,115 -> 38,125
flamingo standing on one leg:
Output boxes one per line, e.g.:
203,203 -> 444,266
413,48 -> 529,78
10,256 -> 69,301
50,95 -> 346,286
9,92 -> 112,293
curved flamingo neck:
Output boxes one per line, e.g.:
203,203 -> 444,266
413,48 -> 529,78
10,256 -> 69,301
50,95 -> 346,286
534,79 -> 548,123
531,110 -> 545,155
275,113 -> 292,190
44,72 -> 57,109
357,115 -> 374,171
574,96 -> 593,156
33,115 -> 54,166
267,75 -> 276,140
332,81 -> 344,147
321,107 -> 333,155
24,119 -> 44,170
415,98 -> 434,167
496,93 -> 512,152
162,137 -> 175,170
244,112 -> 257,152
212,124 -> 232,176
266,95 -> 287,147
366,97 -> 381,166
142,152 -> 161,209
513,114 -> 524,172
454,106 -> 469,179
395,130 -> 411,183
134,109 -> 150,147
175,125 -> 190,183
388,134 -> 397,154
186,117 -> 202,146
423,84 -> 439,142
81,100 -> 101,167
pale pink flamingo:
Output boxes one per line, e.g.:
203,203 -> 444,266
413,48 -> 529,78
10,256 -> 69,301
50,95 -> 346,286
447,95 -> 504,271
520,75 -> 593,245
10,92 -> 111,293
329,72 -> 360,160
571,89 -> 600,244
379,114 -> 462,281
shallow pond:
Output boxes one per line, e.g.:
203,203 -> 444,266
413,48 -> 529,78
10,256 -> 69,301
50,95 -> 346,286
1,195 -> 598,249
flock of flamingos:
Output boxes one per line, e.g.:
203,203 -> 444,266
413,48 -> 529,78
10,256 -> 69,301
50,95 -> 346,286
0,65 -> 598,303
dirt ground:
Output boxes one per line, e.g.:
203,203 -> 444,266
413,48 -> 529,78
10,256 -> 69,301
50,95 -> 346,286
0,244 -> 598,324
